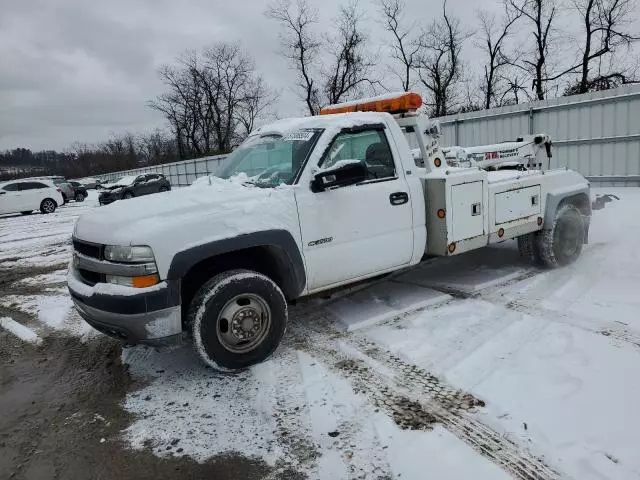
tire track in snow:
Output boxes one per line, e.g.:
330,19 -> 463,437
346,338 -> 560,480
287,310 -> 561,480
502,300 -> 640,351
478,256 -> 640,351
262,349 -> 320,476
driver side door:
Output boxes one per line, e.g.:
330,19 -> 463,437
295,126 -> 414,292
133,175 -> 150,195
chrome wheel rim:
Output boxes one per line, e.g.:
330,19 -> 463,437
43,200 -> 55,213
216,293 -> 271,354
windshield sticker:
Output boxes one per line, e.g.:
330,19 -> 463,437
282,130 -> 314,142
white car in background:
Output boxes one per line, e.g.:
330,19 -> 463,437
0,179 -> 64,215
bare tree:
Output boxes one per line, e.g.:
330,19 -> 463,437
499,72 -> 534,104
138,130 -> 178,166
237,76 -> 279,137
417,0 -> 465,117
507,0 -> 559,100
266,0 -> 321,115
380,0 -> 420,91
564,0 -> 639,94
323,2 -> 377,105
203,43 -> 255,152
477,7 -> 522,108
151,43 -> 274,157
149,55 -> 204,158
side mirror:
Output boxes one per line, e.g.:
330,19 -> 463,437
310,161 -> 367,193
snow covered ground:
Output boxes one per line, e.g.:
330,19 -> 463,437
0,192 -> 98,339
1,187 -> 640,479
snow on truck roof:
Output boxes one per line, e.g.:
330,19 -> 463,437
252,92 -> 424,138
252,111 -> 394,138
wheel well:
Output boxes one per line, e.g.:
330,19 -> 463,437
180,246 -> 298,317
559,193 -> 591,216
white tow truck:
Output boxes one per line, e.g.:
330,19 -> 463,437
68,92 -> 591,371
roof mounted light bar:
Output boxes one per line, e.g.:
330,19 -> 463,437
320,92 -> 423,116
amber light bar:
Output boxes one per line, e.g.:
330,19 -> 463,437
320,92 -> 423,115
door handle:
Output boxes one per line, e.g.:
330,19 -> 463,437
389,192 -> 409,206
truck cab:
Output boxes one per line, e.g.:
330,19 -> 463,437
68,92 -> 591,372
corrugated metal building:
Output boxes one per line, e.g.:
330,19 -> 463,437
436,85 -> 640,186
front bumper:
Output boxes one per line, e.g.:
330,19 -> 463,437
98,194 -> 118,205
68,268 -> 183,345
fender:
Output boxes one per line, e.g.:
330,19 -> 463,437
544,186 -> 591,243
167,229 -> 306,299
544,186 -> 591,226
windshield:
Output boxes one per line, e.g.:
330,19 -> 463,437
216,129 -> 322,187
113,176 -> 137,187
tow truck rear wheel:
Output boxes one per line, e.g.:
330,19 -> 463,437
537,204 -> 584,268
188,269 -> 288,372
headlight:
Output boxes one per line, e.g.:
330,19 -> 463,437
104,245 -> 155,263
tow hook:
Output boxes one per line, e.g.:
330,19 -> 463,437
592,194 -> 620,211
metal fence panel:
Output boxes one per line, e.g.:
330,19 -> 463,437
437,85 -> 640,185
96,154 -> 227,187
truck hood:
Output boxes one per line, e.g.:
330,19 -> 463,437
74,180 -> 301,278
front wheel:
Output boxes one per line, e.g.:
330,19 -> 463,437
40,199 -> 57,214
188,269 -> 288,372
75,193 -> 85,202
159,186 -> 170,192
537,204 -> 585,268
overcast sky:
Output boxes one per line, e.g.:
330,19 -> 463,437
0,0 -> 631,151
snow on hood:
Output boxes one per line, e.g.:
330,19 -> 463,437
104,176 -> 137,189
73,176 -> 300,278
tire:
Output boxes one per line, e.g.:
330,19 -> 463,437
75,193 -> 85,202
537,204 -> 584,268
21,211 -> 34,215
188,269 -> 288,372
159,186 -> 169,192
123,191 -> 134,199
40,198 -> 57,214
517,232 -> 541,264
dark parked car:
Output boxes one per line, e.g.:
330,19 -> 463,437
69,181 -> 88,202
98,174 -> 171,205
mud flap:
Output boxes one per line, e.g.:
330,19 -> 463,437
583,216 -> 590,244
592,193 -> 619,211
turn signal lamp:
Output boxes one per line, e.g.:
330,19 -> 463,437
320,92 -> 423,115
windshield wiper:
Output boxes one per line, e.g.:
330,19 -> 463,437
244,181 -> 274,189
